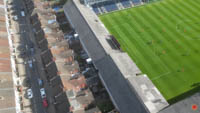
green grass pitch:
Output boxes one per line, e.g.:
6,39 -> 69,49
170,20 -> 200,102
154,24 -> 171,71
99,0 -> 200,102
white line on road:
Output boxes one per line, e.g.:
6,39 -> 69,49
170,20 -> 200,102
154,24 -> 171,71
0,5 -> 5,9
0,107 -> 16,111
0,88 -> 14,90
0,58 -> 10,60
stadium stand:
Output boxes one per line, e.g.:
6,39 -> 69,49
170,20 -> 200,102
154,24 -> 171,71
132,0 -> 141,5
90,0 -> 143,14
103,1 -> 118,12
91,0 -> 120,14
89,0 -> 152,14
120,0 -> 132,8
91,4 -> 100,14
100,7 -> 106,13
96,2 -> 106,13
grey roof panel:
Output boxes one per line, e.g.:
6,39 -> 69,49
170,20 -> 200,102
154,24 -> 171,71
160,92 -> 200,113
63,0 -> 107,62
95,55 -> 149,113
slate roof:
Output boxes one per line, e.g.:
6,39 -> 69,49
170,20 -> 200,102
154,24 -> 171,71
160,92 -> 200,113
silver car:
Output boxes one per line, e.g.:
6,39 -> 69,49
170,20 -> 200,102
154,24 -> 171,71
40,88 -> 46,98
27,89 -> 33,99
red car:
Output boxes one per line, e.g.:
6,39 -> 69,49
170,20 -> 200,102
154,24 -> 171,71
42,98 -> 48,107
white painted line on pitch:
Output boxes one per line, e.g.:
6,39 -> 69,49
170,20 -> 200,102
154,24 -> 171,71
151,71 -> 171,81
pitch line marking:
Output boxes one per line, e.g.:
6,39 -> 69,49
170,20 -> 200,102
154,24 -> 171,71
151,71 -> 171,81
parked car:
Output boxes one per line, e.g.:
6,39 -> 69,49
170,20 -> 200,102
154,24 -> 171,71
28,60 -> 33,68
18,52 -> 26,58
42,98 -> 48,107
30,47 -> 34,55
23,77 -> 31,87
38,79 -> 43,87
86,58 -> 92,64
27,89 -> 33,99
21,11 -> 25,17
40,88 -> 46,98
13,15 -> 18,21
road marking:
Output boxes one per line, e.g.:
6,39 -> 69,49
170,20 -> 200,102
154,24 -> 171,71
0,88 -> 14,90
0,58 -> 10,60
0,107 -> 16,111
0,5 -> 5,9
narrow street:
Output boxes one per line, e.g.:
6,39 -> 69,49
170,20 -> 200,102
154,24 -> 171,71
10,0 -> 47,112
8,0 -> 57,113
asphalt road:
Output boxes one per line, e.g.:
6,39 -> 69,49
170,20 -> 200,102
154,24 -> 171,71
10,0 -> 48,113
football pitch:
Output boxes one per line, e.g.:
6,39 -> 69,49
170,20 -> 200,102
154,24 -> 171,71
99,0 -> 200,102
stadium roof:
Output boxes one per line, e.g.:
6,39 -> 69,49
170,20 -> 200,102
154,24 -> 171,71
64,0 -> 152,113
63,0 -> 200,113
160,92 -> 200,113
